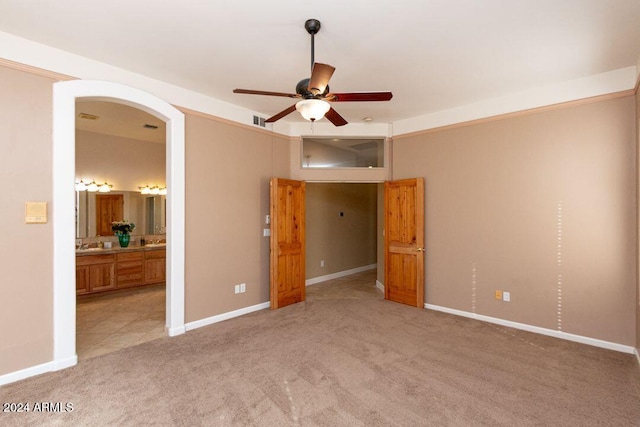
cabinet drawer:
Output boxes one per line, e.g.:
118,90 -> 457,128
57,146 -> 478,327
117,260 -> 143,273
116,251 -> 144,288
117,251 -> 144,262
117,272 -> 144,287
76,254 -> 115,266
145,249 -> 166,259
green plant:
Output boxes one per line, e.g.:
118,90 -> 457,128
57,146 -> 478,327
111,221 -> 135,235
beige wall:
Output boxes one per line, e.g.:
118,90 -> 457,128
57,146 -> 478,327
76,129 -> 165,192
0,66 -> 55,375
184,114 -> 289,323
305,183 -> 377,278
393,96 -> 637,345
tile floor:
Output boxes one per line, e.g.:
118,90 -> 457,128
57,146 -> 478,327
76,284 -> 166,360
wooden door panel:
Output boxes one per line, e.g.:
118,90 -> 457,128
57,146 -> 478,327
89,263 -> 115,292
76,265 -> 90,295
96,194 -> 124,236
270,178 -> 305,309
384,178 -> 424,308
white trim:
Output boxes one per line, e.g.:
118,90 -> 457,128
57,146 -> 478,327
635,348 -> 640,366
425,303 -> 636,354
305,264 -> 377,286
0,361 -> 54,387
185,302 -> 271,331
52,80 -> 186,373
1,31 -> 636,138
376,280 -> 384,293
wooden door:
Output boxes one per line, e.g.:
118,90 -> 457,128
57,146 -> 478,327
270,178 -> 305,309
384,178 -> 425,308
96,194 -> 124,236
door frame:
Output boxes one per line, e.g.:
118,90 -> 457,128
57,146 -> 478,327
52,80 -> 186,371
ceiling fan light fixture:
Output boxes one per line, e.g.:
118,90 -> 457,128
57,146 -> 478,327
296,99 -> 330,122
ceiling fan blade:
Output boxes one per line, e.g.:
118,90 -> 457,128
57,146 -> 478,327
327,92 -> 393,102
324,107 -> 348,127
308,63 -> 335,95
233,89 -> 299,98
265,104 -> 298,123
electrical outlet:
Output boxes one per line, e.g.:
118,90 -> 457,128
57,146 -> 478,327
320,260 -> 325,267
240,283 -> 246,293
495,290 -> 502,300
503,291 -> 510,302
234,284 -> 240,294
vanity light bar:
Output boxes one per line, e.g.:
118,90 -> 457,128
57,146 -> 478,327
139,184 -> 167,195
75,179 -> 112,193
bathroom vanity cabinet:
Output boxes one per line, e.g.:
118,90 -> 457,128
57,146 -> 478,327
76,254 -> 116,294
76,247 -> 166,296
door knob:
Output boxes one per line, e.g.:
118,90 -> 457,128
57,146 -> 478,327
416,247 -> 425,252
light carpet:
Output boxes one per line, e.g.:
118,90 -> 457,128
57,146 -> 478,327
2,271 -> 639,426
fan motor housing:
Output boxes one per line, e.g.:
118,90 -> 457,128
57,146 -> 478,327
296,78 -> 329,99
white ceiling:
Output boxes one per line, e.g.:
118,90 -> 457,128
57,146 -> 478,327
1,0 -> 639,126
76,101 -> 166,143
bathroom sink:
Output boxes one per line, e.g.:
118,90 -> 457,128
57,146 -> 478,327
145,243 -> 166,248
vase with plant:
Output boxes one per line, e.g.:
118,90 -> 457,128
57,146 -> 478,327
112,221 -> 135,247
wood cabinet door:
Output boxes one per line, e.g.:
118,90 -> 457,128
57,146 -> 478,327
144,250 -> 166,284
76,265 -> 90,295
88,263 -> 116,292
270,178 -> 305,309
96,194 -> 124,236
144,259 -> 165,284
384,178 -> 425,308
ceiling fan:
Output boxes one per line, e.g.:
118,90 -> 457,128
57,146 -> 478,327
233,19 -> 392,126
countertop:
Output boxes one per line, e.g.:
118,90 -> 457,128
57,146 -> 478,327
75,243 -> 166,256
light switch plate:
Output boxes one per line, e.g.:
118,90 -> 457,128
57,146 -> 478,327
25,201 -> 47,224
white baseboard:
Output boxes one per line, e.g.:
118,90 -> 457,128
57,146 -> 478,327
0,361 -> 55,387
167,326 -> 186,337
306,264 -> 377,286
52,355 -> 77,371
376,280 -> 384,292
425,303 -> 636,354
185,301 -> 271,331
1,353 -> 77,387
635,348 -> 640,366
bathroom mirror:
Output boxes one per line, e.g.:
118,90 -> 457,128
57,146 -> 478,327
76,191 -> 166,238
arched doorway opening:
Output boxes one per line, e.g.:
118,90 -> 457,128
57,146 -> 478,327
52,80 -> 185,370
